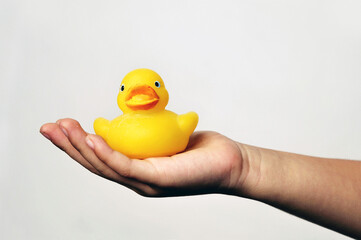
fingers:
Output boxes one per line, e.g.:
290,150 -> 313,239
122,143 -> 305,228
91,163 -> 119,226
85,134 -> 160,184
40,122 -> 101,175
56,119 -> 124,181
41,118 -> 165,197
56,119 -> 161,196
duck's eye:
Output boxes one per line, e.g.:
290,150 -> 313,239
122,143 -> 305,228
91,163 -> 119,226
154,81 -> 161,88
120,84 -> 125,92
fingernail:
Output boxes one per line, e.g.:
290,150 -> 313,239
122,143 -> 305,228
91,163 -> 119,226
60,126 -> 68,137
41,132 -> 51,140
86,136 -> 95,150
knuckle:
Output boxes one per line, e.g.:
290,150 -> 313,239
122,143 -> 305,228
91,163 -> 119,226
99,148 -> 114,164
93,134 -> 105,144
60,119 -> 80,131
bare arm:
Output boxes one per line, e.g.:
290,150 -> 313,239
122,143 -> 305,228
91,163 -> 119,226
238,144 -> 361,238
40,118 -> 361,238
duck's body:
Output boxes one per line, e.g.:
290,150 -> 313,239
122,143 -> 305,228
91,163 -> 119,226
94,110 -> 198,159
93,69 -> 198,159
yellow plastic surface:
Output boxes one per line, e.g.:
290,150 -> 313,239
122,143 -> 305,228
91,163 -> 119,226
94,69 -> 198,159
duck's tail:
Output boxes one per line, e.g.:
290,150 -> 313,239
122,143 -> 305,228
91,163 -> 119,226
177,111 -> 199,137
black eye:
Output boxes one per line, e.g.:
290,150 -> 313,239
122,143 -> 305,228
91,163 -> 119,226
155,81 -> 161,88
120,84 -> 125,92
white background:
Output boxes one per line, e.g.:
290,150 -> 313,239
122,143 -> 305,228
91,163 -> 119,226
1,0 -> 360,239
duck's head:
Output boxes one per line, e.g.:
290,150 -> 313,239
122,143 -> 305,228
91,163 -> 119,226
117,69 -> 169,113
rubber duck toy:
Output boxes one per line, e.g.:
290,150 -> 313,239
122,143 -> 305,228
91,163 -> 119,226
94,69 -> 198,159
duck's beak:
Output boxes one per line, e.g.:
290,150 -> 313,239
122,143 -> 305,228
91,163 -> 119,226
125,85 -> 159,110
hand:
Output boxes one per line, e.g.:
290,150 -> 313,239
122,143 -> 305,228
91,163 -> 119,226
40,118 -> 251,197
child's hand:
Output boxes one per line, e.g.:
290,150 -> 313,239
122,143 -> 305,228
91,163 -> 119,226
40,118 -> 361,237
40,118 -> 249,197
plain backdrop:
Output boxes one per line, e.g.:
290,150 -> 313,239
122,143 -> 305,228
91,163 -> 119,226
1,0 -> 360,239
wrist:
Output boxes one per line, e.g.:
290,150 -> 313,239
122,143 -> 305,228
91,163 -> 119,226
232,143 -> 285,201
230,143 -> 260,198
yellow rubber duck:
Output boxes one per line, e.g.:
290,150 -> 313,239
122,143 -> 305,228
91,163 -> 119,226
94,69 -> 198,159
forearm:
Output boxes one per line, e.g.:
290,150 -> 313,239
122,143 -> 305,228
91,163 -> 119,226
237,143 -> 361,238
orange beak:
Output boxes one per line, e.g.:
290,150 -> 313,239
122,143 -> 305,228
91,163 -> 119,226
125,85 -> 159,110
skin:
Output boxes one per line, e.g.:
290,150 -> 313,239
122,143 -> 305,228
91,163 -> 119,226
40,118 -> 361,238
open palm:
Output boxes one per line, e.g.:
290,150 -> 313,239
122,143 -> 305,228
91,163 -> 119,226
40,118 -> 245,197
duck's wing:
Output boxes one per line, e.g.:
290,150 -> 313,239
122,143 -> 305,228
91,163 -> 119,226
177,111 -> 199,136
94,117 -> 110,139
